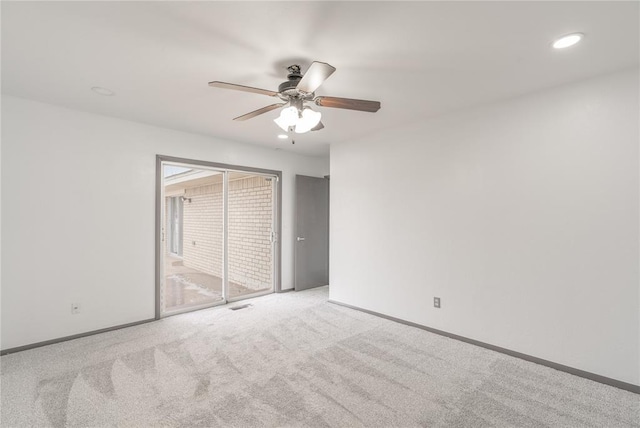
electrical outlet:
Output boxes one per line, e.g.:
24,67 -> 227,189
434,297 -> 441,309
71,303 -> 81,314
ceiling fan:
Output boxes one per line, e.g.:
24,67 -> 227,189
208,61 -> 381,134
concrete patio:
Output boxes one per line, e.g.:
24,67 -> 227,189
164,255 -> 270,312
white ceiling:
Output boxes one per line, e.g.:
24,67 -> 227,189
2,1 -> 638,156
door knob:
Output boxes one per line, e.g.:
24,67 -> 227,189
297,237 -> 305,241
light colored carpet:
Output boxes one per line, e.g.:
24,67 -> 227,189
1,286 -> 638,427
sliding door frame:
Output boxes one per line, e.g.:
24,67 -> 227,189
155,155 -> 283,320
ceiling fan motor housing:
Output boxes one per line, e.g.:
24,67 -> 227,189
277,64 -> 314,100
278,65 -> 301,93
278,78 -> 300,94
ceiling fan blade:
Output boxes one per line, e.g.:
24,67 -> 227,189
209,81 -> 278,97
296,61 -> 336,94
315,96 -> 381,113
233,103 -> 285,121
311,121 -> 324,131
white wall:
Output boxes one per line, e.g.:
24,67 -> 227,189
330,68 -> 639,386
1,95 -> 328,350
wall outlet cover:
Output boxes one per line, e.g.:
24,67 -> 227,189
434,297 -> 441,308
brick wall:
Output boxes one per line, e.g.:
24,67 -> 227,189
182,183 -> 224,277
169,175 -> 273,290
228,176 -> 273,290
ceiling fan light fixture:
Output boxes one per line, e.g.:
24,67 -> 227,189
294,108 -> 322,134
274,116 -> 290,132
274,105 -> 299,131
281,106 -> 299,126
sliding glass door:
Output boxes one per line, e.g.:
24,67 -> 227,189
161,164 -> 225,314
227,172 -> 276,300
158,159 -> 279,316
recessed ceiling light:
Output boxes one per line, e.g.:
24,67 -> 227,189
552,33 -> 584,49
277,134 -> 288,139
91,86 -> 115,96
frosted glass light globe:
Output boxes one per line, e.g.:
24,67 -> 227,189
295,108 -> 322,133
